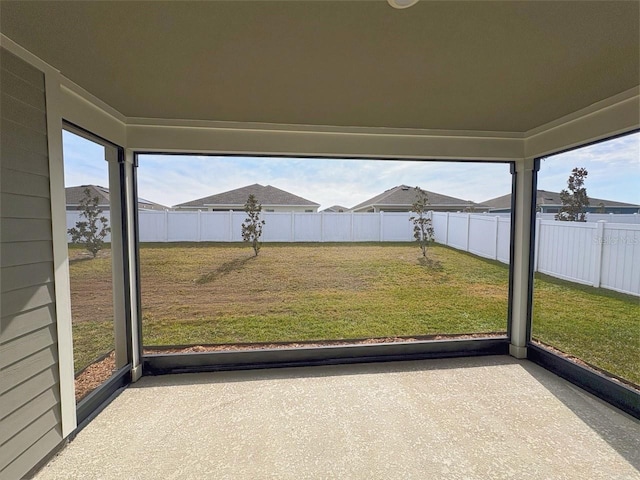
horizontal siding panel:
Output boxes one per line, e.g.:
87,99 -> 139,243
0,345 -> 58,396
0,324 -> 56,369
0,218 -> 52,243
0,50 -> 44,91
0,68 -> 45,111
0,241 -> 53,268
0,283 -> 55,318
0,407 -> 60,471
0,193 -> 51,220
0,388 -> 59,445
0,193 -> 52,221
0,367 -> 58,420
0,168 -> 50,199
1,118 -> 48,156
1,92 -> 47,133
1,262 -> 54,293
0,138 -> 49,176
0,425 -> 62,480
0,305 -> 55,344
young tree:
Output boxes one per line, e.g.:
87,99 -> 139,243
409,187 -> 435,258
555,167 -> 589,222
241,193 -> 265,256
68,187 -> 111,258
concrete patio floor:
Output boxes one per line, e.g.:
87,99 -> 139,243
35,356 -> 639,479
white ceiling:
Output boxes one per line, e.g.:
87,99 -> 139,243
1,1 -> 638,133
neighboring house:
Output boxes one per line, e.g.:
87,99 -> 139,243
322,205 -> 349,213
350,185 -> 490,213
482,190 -> 640,214
66,185 -> 167,211
174,183 -> 320,212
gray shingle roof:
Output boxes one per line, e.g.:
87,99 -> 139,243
351,185 -> 481,211
65,185 -> 166,210
482,190 -> 638,209
65,185 -> 111,206
174,184 -> 320,208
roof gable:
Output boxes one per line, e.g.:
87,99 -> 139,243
174,184 -> 320,208
351,185 -> 479,211
482,190 -> 639,209
65,185 -> 110,205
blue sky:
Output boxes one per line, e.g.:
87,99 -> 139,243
63,131 -> 639,210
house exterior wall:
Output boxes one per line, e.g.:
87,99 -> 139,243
0,48 -> 64,480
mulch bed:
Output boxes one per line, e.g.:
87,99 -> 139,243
75,335 -> 638,402
75,352 -> 116,402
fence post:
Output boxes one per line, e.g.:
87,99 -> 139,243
197,210 -> 201,242
291,211 -> 295,242
494,216 -> 500,260
465,213 -> 471,252
444,212 -> 449,246
320,211 -> 324,243
229,210 -> 233,241
164,210 -> 169,242
379,211 -> 384,242
534,217 -> 541,271
592,221 -> 605,288
350,211 -> 354,241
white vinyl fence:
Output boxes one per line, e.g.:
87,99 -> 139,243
67,210 -> 640,296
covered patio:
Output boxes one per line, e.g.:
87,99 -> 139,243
1,1 -> 639,479
33,357 -> 640,479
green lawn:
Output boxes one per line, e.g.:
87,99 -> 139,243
68,242 -> 639,385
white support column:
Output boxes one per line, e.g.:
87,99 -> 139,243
533,217 -> 541,271
509,157 -> 537,359
46,71 -> 77,437
125,150 -> 142,381
106,147 -> 128,370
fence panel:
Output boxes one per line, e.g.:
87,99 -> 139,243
536,221 -> 596,286
138,211 -> 164,242
468,215 -> 498,260
261,212 -> 293,242
599,224 -> 640,295
292,213 -> 322,242
380,212 -> 413,242
199,212 -> 231,241
496,218 -> 511,264
352,213 -> 380,241
322,213 -> 353,242
431,212 -> 448,244
447,214 -> 469,250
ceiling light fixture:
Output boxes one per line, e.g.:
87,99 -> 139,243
387,0 -> 419,9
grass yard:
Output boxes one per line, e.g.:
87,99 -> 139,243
68,242 -> 639,386
532,273 -> 640,386
139,243 -> 509,345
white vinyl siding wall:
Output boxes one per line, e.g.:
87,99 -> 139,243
0,48 -> 63,480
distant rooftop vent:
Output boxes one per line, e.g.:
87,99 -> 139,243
401,186 -> 410,191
